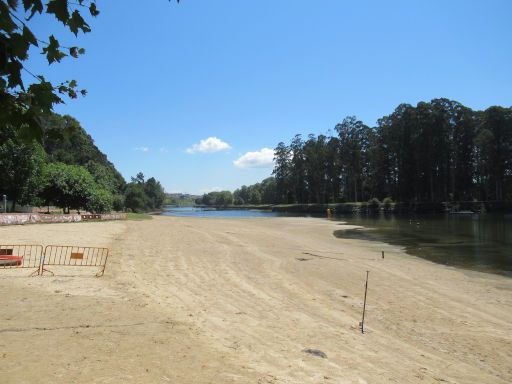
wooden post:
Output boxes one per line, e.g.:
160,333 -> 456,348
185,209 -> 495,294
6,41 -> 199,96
382,251 -> 385,259
360,271 -> 369,334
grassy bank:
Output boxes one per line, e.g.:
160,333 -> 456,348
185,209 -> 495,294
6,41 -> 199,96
126,212 -> 153,220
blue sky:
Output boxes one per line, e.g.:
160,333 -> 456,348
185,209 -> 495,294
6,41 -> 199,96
27,0 -> 512,194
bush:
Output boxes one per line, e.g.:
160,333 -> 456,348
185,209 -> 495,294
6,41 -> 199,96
124,183 -> 148,212
112,194 -> 125,212
87,188 -> 113,213
368,197 -> 381,209
383,197 -> 394,210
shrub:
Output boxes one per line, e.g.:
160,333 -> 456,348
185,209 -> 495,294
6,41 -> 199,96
383,197 -> 394,210
87,188 -> 113,213
368,197 -> 381,209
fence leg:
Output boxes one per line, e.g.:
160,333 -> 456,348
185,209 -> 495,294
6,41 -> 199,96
38,252 -> 44,276
96,253 -> 109,277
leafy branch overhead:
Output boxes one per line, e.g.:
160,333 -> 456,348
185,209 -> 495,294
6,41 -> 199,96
1,1 -> 180,142
0,0 -> 100,140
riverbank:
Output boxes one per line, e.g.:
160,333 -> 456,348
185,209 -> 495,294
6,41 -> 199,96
198,200 -> 512,214
1,217 -> 511,383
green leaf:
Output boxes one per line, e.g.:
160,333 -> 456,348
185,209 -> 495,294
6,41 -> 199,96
17,120 -> 43,144
89,2 -> 99,17
67,10 -> 90,35
9,32 -> 31,60
28,80 -> 62,111
6,60 -> 23,89
46,0 -> 69,25
22,25 -> 38,46
42,35 -> 66,64
69,79 -> 77,88
69,46 -> 78,58
0,2 -> 19,32
7,0 -> 18,9
23,0 -> 43,20
78,47 -> 85,54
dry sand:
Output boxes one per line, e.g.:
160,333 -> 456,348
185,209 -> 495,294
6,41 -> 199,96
1,216 -> 511,383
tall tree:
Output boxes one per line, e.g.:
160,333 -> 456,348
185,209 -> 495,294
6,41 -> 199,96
273,142 -> 292,203
0,125 -> 46,209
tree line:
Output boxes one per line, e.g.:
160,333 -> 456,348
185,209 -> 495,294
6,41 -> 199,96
0,113 -> 165,213
224,99 -> 511,207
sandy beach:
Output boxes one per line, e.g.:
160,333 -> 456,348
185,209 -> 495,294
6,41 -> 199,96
1,216 -> 511,383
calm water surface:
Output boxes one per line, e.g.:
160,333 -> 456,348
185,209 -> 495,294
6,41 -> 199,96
334,213 -> 512,276
162,206 -> 285,218
163,207 -> 512,276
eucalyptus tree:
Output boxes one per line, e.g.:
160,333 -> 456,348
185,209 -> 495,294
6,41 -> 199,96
289,134 -> 306,203
272,142 -> 292,203
476,106 -> 512,200
335,116 -> 370,202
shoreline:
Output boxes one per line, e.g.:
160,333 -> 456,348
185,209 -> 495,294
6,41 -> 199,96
334,226 -> 512,278
165,209 -> 512,278
1,216 -> 511,383
194,200 -> 512,214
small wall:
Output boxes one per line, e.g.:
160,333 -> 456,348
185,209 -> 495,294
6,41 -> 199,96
0,213 -> 126,226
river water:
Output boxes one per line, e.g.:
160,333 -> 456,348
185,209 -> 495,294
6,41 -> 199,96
162,207 -> 512,276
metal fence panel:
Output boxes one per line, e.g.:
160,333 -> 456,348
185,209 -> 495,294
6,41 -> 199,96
0,245 -> 43,275
42,245 -> 109,276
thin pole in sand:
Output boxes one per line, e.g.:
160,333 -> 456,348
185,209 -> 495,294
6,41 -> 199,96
360,270 -> 369,334
382,251 -> 385,259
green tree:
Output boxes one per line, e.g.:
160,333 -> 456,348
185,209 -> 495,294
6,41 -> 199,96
144,176 -> 165,209
39,162 -> 101,213
42,113 -> 125,194
0,125 -> 46,210
124,183 -> 148,213
289,135 -> 306,203
273,142 -> 292,203
474,107 -> 512,200
260,177 -> 277,204
123,173 -> 166,212
86,186 -> 113,213
216,191 -> 233,207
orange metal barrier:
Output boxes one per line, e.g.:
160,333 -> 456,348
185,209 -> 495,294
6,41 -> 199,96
41,245 -> 109,276
0,245 -> 44,276
0,244 -> 109,277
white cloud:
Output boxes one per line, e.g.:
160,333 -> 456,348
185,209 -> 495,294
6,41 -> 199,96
233,147 -> 275,169
134,146 -> 149,152
186,137 -> 231,154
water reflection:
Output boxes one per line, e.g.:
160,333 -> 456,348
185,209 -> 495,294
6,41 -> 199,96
162,206 -> 284,218
333,213 -> 512,276
162,207 -> 511,276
